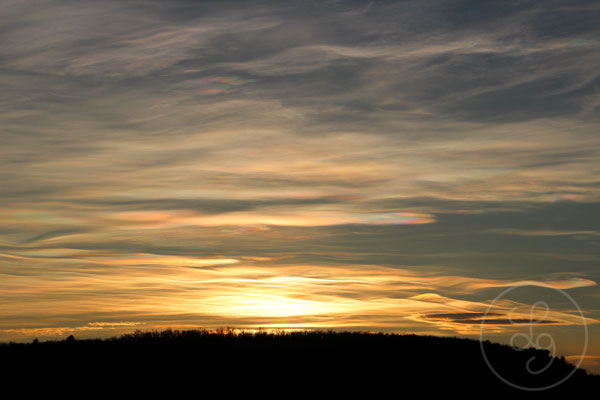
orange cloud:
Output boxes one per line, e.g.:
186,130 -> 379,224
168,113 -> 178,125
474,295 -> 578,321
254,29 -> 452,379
90,253 -> 239,268
109,210 -> 436,228
1,258 -> 595,341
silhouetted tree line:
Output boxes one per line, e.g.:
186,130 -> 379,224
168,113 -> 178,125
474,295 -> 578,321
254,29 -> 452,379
1,329 -> 597,394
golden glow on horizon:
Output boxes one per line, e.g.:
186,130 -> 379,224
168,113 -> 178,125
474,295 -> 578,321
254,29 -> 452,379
1,255 -> 595,341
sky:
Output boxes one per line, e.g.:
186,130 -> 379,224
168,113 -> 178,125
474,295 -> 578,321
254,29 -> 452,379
1,0 -> 599,373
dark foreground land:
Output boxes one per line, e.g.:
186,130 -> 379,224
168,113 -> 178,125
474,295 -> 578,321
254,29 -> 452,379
1,329 -> 598,394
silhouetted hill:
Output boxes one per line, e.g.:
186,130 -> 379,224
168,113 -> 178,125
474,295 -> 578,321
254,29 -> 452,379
1,329 -> 597,394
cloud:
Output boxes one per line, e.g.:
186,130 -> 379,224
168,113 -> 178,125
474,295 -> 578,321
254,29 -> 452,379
106,210 -> 436,228
88,254 -> 239,268
418,312 -> 560,326
485,228 -> 600,237
0,0 -> 599,355
1,255 -> 595,340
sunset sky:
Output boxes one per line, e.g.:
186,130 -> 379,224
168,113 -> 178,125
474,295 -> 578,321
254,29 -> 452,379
1,0 -> 599,373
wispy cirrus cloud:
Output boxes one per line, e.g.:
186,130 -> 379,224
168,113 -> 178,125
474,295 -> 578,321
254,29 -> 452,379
1,251 -> 595,340
485,228 -> 600,238
1,0 -> 599,360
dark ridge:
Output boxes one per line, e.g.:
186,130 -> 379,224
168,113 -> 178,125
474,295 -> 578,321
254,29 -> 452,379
1,329 -> 597,394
